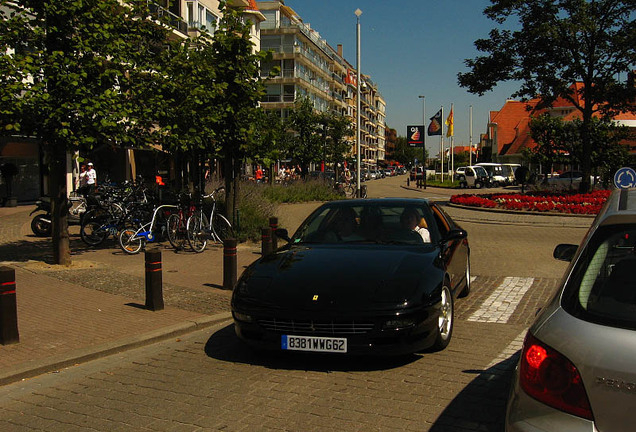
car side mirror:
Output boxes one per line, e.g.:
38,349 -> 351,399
553,244 -> 577,262
275,228 -> 291,242
442,229 -> 467,242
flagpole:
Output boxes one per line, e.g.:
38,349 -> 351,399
450,103 -> 454,179
440,106 -> 444,183
469,105 -> 473,166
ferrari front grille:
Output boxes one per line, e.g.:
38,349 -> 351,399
257,318 -> 374,335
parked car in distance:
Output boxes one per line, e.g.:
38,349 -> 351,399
454,166 -> 467,180
475,163 -> 508,187
456,166 -> 489,189
502,164 -> 521,185
232,198 -> 471,356
506,188 -> 636,432
546,170 -> 596,188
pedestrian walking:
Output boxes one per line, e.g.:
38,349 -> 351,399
85,162 -> 97,193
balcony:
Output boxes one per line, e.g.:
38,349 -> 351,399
148,1 -> 188,36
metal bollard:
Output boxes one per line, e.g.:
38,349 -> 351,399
261,227 -> 273,256
269,217 -> 279,251
144,248 -> 164,311
223,238 -> 237,291
0,266 -> 19,344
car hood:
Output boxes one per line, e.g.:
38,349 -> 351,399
236,244 -> 442,310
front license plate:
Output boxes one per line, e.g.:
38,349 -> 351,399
281,335 -> 347,353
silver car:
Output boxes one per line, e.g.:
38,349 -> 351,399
506,188 -> 636,431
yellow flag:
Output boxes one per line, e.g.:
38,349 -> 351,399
445,107 -> 454,137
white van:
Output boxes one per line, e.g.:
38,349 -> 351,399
501,164 -> 521,185
475,163 -> 507,187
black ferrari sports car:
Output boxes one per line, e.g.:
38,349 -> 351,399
231,198 -> 470,355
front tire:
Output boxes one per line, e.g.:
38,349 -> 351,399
118,225 -> 143,255
212,214 -> 234,243
31,214 -> 51,237
431,284 -> 454,351
80,210 -> 110,246
167,213 -> 188,250
187,214 -> 208,253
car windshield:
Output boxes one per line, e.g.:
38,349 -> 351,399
292,203 -> 434,245
562,224 -> 636,330
474,166 -> 488,177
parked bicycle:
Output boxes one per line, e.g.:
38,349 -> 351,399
186,187 -> 234,253
166,192 -> 195,251
118,204 -> 177,255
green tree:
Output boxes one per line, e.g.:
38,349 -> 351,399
285,97 -> 322,177
0,0 -> 169,265
393,136 -> 426,166
320,112 -> 354,183
154,35 -> 223,191
211,0 -> 271,223
528,114 -> 570,180
458,0 -> 636,192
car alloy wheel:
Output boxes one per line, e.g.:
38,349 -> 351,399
432,284 -> 454,351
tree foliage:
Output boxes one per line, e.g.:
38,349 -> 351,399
528,114 -> 630,185
211,0 -> 271,222
0,0 -> 169,264
458,0 -> 636,192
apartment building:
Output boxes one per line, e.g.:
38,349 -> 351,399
257,0 -> 386,169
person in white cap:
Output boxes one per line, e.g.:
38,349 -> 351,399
85,162 -> 97,193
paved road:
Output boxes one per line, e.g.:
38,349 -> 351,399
0,176 -> 593,432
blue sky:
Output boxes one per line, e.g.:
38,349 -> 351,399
285,0 -> 521,149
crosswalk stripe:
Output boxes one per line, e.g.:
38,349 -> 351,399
467,277 -> 535,323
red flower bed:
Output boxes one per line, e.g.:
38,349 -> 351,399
450,190 -> 611,215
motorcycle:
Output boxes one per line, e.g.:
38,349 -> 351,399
30,195 -> 87,237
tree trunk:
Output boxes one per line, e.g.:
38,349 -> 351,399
49,144 -> 71,266
579,113 -> 593,194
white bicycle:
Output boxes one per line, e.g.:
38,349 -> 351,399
186,187 -> 234,253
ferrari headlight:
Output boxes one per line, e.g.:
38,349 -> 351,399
382,316 -> 417,330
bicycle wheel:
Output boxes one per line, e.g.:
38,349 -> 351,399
187,213 -> 208,253
167,213 -> 188,250
118,223 -> 144,254
80,210 -> 111,246
212,213 -> 234,243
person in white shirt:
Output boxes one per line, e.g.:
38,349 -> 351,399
400,207 -> 431,243
85,162 -> 97,193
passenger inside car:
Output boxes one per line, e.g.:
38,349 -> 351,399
400,207 -> 431,243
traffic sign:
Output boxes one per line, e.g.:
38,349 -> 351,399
614,167 -> 636,189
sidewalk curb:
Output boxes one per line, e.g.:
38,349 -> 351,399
0,312 -> 232,387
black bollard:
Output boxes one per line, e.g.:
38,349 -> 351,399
144,248 -> 164,311
0,266 -> 19,344
261,227 -> 273,256
269,217 -> 279,251
223,238 -> 238,291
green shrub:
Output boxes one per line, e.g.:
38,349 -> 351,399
235,182 -> 276,242
213,180 -> 341,243
263,179 -> 342,203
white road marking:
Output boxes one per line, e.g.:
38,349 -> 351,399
468,277 -> 535,323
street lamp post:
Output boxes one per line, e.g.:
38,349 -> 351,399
418,95 -> 426,189
355,8 -> 362,198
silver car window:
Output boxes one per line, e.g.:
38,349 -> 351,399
563,225 -> 636,329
